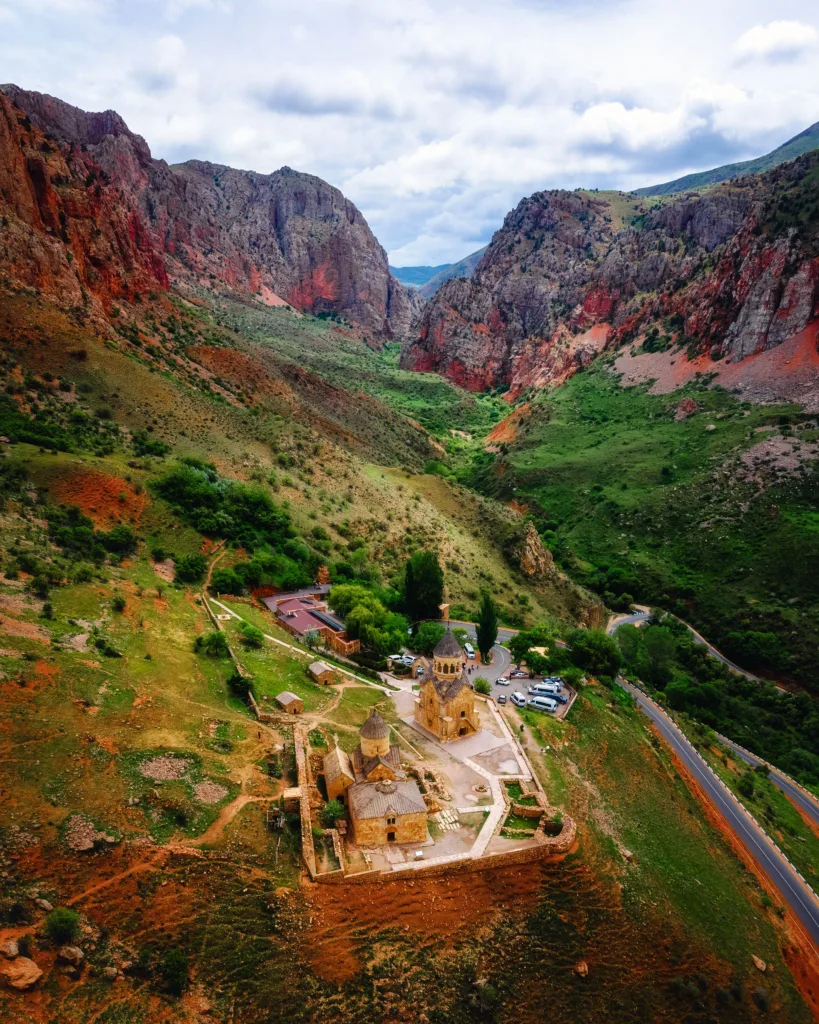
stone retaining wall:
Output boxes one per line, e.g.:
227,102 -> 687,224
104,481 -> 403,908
510,802 -> 543,819
293,727 -> 317,878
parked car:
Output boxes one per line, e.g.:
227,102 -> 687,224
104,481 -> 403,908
464,642 -> 475,659
496,694 -> 507,705
528,682 -> 559,697
528,696 -> 558,713
550,692 -> 568,704
510,669 -> 528,678
511,691 -> 527,707
416,665 -> 425,676
496,677 -> 510,686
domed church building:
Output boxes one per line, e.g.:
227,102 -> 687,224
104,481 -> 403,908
414,628 -> 480,742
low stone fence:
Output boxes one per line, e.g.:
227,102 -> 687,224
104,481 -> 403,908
510,802 -> 543,819
293,727 -> 317,879
316,814 -> 576,884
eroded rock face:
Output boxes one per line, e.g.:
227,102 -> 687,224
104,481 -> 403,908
0,85 -> 412,340
405,156 -> 819,393
517,521 -> 555,580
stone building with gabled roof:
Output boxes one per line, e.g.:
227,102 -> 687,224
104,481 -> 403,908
322,708 -> 428,845
414,628 -> 479,741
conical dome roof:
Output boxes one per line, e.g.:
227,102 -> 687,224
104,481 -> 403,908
360,708 -> 390,740
434,628 -> 463,658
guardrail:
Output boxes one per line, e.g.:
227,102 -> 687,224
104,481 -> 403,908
623,679 -> 819,908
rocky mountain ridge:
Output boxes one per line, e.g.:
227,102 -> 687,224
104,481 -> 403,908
403,156 -> 819,395
0,84 -> 413,340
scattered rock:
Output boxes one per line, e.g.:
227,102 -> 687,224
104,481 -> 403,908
752,955 -> 767,973
621,848 -> 634,863
35,898 -> 53,911
193,780 -> 228,805
58,945 -> 85,966
139,755 -> 190,781
573,960 -> 589,977
0,940 -> 19,959
674,397 -> 699,420
64,813 -> 116,851
1,957 -> 43,990
102,966 -> 119,980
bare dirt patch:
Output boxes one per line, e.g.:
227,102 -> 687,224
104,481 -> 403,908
613,323 -> 819,411
51,467 -> 148,528
725,434 -> 819,490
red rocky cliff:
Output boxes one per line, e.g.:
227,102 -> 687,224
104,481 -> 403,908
0,84 -> 412,340
404,158 -> 819,394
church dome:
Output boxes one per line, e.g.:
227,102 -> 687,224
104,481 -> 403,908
360,709 -> 390,740
433,629 -> 463,658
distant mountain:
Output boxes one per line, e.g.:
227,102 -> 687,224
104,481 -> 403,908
636,120 -> 819,197
389,263 -> 450,288
418,247 -> 487,299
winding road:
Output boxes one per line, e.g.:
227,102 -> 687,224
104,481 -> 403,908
620,680 -> 819,945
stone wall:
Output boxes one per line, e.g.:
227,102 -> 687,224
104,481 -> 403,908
293,727 -> 317,878
510,802 -> 543,819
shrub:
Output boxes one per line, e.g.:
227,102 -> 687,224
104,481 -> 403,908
227,670 -> 254,699
239,622 -> 264,649
45,907 -> 80,944
160,947 -> 188,995
210,568 -> 245,595
194,630 -> 229,657
112,594 -> 126,613
320,799 -> 345,828
474,677 -> 492,695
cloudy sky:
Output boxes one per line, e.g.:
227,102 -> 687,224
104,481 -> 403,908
2,1 -> 818,265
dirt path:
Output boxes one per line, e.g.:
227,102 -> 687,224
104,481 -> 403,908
186,793 -> 279,847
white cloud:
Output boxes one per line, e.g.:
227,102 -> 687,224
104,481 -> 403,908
734,20 -> 818,62
1,0 -> 818,263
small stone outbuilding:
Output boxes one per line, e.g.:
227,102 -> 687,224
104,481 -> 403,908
309,661 -> 338,685
323,743 -> 355,803
276,691 -> 303,715
347,778 -> 427,846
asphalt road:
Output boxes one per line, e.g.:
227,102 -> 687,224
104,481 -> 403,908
716,733 -> 819,831
622,681 -> 819,946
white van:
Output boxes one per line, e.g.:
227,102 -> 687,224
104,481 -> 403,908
528,696 -> 557,713
464,642 -> 475,659
511,691 -> 527,708
529,682 -> 559,697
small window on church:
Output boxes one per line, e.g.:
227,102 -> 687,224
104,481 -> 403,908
387,816 -> 396,825
460,710 -> 466,717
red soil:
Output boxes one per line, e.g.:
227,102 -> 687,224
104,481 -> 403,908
51,468 -> 147,529
614,323 -> 819,411
486,402 -> 530,445
304,861 -> 546,983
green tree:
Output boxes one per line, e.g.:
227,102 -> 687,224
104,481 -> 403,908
320,798 -> 345,827
412,620 -> 445,655
507,624 -> 553,666
174,553 -> 206,583
404,550 -> 444,623
474,677 -> 492,695
194,630 -> 229,657
644,625 -> 676,686
227,669 -> 253,700
475,590 -> 498,664
452,628 -> 470,648
45,907 -> 80,944
210,568 -> 245,595
567,629 -> 622,678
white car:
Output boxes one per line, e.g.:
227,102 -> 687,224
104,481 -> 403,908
496,677 -> 510,686
511,691 -> 527,707
510,670 -> 528,678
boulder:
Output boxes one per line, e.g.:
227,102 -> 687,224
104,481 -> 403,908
0,940 -> 19,959
35,898 -> 53,911
102,966 -> 119,980
573,961 -> 589,977
58,945 -> 85,966
752,955 -> 767,973
1,957 -> 43,990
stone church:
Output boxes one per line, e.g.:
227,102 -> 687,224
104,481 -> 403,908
414,628 -> 480,742
322,708 -> 427,846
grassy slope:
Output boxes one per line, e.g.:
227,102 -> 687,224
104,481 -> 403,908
473,363 -> 819,684
0,287 -> 814,1022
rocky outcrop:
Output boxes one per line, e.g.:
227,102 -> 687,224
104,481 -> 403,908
0,85 -> 412,340
516,521 -> 555,580
404,155 -> 819,394
1,957 -> 43,990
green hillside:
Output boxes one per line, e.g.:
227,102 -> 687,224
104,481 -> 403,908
389,263 -> 450,287
635,120 -> 819,196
